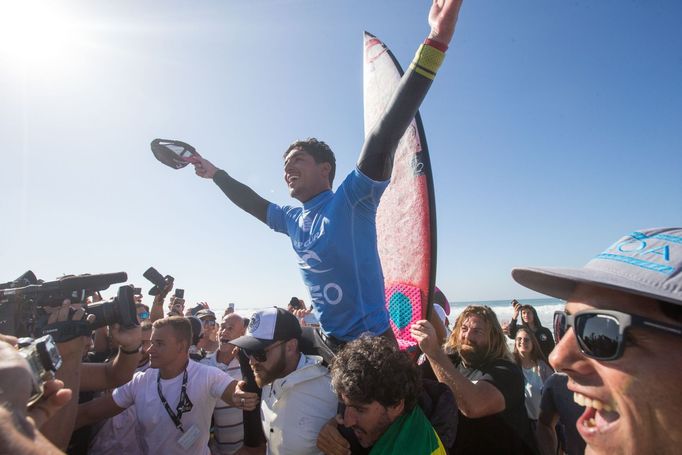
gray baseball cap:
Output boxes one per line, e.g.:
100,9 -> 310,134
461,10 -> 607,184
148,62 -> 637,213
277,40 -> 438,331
195,309 -> 216,320
512,227 -> 682,306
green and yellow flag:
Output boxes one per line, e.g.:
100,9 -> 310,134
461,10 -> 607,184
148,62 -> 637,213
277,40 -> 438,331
370,406 -> 446,455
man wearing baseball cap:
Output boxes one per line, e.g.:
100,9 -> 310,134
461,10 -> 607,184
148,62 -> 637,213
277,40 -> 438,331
230,307 -> 337,455
512,227 -> 682,455
196,309 -> 219,353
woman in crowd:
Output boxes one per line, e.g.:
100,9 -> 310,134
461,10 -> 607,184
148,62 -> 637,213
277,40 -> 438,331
513,327 -> 553,426
508,301 -> 555,359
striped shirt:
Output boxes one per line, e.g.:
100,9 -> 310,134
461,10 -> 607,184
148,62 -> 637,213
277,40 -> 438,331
200,352 -> 244,454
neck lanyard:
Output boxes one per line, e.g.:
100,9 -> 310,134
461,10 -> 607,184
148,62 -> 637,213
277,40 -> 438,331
157,367 -> 193,432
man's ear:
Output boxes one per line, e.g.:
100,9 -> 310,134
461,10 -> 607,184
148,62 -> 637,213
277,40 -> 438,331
320,162 -> 332,183
286,337 -> 299,354
387,399 -> 404,421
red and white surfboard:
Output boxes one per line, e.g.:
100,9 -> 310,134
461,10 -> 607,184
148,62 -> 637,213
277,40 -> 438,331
363,32 -> 438,351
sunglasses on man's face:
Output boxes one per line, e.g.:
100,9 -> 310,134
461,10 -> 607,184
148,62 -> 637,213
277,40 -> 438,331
553,309 -> 682,361
138,311 -> 150,320
242,340 -> 286,363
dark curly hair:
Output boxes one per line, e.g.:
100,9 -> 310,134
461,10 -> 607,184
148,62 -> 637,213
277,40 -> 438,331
330,336 -> 421,412
283,138 -> 336,186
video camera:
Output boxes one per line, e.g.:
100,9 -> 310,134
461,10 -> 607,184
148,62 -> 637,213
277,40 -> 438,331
17,334 -> 62,407
0,271 -> 138,338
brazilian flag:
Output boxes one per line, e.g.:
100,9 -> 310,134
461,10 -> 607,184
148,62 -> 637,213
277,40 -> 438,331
370,406 -> 446,455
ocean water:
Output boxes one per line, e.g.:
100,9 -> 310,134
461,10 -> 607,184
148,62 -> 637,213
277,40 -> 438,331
212,297 -> 565,330
448,297 -> 564,329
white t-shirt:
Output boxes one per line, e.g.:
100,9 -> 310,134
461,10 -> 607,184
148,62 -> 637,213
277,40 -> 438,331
89,362 -> 151,455
522,366 -> 544,420
112,359 -> 234,455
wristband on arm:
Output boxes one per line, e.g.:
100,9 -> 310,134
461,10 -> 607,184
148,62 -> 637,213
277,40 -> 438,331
409,39 -> 447,80
119,343 -> 142,354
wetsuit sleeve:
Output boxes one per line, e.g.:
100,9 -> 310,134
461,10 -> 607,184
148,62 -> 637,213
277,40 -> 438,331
212,169 -> 271,224
356,45 -> 442,181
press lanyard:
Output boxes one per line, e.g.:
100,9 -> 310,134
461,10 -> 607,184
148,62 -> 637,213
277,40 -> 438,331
157,367 -> 193,432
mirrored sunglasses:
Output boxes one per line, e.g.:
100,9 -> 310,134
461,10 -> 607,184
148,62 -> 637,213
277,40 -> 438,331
553,309 -> 682,361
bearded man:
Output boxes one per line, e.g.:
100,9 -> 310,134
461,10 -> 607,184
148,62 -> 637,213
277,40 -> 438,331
230,307 -> 337,455
411,305 -> 538,454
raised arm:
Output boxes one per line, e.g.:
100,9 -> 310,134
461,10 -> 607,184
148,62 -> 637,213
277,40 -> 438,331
80,324 -> 142,392
357,0 -> 463,180
411,319 -> 506,419
191,156 -> 271,223
150,279 -> 173,322
39,301 -> 88,449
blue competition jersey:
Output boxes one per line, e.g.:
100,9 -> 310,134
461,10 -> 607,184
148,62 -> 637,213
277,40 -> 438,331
267,168 -> 390,341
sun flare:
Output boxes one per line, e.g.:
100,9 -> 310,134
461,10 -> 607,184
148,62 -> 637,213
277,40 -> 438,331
0,1 -> 85,68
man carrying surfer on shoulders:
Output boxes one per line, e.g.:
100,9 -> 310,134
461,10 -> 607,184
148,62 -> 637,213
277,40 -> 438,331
191,0 -> 463,354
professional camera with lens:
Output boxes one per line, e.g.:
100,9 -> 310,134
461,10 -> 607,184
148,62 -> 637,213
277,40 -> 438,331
0,271 -> 138,338
17,334 -> 63,407
86,285 -> 139,330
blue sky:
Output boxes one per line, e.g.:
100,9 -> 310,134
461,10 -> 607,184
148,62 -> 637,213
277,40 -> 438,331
1,0 -> 680,311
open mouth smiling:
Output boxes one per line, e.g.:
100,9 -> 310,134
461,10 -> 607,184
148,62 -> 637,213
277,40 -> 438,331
573,391 -> 620,439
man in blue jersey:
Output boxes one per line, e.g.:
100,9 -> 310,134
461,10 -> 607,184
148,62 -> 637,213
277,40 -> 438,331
191,0 -> 463,348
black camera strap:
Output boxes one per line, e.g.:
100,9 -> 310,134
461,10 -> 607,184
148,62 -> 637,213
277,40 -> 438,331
41,320 -> 92,343
157,366 -> 193,433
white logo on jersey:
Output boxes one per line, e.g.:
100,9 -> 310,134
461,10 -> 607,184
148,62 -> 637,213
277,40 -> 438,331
310,283 -> 343,306
298,250 -> 332,274
300,215 -> 312,232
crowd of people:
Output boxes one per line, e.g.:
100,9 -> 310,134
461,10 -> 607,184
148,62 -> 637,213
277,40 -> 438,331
3,0 -> 681,453
3,228 -> 681,455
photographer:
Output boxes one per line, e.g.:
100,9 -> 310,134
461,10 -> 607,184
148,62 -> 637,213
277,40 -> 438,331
39,299 -> 142,450
0,271 -> 145,451
0,337 -> 71,454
